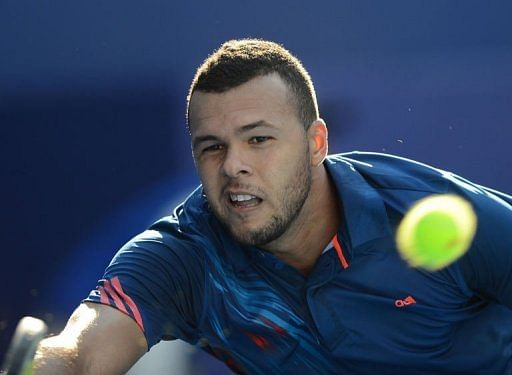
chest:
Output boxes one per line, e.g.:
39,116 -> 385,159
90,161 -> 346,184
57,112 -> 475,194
199,243 -> 476,373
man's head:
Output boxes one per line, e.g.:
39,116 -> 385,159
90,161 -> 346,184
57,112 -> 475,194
187,39 -> 328,247
187,39 -> 319,131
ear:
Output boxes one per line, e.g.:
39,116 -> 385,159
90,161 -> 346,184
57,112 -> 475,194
307,119 -> 328,166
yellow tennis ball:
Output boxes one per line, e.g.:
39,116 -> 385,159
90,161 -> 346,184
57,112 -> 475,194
396,194 -> 477,271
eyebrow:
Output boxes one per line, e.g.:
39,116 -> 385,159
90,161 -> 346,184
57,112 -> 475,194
192,120 -> 277,150
237,120 -> 277,134
192,134 -> 220,150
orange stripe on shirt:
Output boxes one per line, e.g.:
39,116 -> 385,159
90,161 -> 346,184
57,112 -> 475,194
110,276 -> 145,332
98,285 -> 109,305
103,280 -> 129,315
333,234 -> 349,269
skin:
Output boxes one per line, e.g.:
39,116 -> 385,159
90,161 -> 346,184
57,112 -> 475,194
33,303 -> 146,374
33,72 -> 342,375
189,73 -> 341,274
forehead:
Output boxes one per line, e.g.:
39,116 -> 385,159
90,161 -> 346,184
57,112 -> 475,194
188,73 -> 298,134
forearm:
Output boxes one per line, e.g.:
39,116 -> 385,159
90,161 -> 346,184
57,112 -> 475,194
33,336 -> 80,375
31,304 -> 146,374
33,331 -> 145,375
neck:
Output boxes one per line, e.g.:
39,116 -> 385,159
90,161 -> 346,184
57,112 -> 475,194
261,164 -> 341,275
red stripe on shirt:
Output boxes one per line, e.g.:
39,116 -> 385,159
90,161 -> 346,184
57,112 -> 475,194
103,280 -> 129,315
98,285 -> 109,305
110,276 -> 145,332
333,234 -> 349,269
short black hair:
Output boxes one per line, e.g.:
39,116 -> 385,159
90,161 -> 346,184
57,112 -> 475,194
187,39 -> 319,130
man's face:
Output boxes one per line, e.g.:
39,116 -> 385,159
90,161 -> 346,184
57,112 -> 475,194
188,73 -> 313,246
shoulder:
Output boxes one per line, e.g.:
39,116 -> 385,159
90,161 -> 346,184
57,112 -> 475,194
122,185 -> 241,270
327,151 -> 491,197
327,152 -> 450,191
326,151 -> 512,219
110,186 -> 216,270
150,186 -> 211,237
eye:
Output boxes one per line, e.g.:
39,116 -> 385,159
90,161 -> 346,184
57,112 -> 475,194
202,144 -> 225,153
248,136 -> 271,144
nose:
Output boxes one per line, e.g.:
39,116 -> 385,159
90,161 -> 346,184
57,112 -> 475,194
221,146 -> 252,178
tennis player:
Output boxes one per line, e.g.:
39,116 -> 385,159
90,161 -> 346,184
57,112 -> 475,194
34,39 -> 512,374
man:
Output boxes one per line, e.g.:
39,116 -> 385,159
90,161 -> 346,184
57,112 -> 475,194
34,39 -> 512,374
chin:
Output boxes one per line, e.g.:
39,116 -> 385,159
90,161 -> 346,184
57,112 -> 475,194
228,225 -> 263,246
228,217 -> 285,247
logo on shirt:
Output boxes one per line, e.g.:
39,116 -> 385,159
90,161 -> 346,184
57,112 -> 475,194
394,295 -> 416,308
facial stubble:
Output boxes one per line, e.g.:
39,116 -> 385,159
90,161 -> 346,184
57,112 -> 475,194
207,144 -> 313,247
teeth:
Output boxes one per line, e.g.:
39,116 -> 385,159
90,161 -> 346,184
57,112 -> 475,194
230,193 -> 257,202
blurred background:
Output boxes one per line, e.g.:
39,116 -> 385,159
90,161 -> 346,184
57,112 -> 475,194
1,0 -> 511,373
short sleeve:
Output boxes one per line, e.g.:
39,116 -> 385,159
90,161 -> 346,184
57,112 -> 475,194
459,188 -> 512,309
84,228 -> 206,349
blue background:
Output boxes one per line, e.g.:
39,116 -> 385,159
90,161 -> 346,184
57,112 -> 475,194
1,0 -> 511,361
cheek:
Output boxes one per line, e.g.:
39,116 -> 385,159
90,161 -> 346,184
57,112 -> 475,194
264,143 -> 306,177
258,156 -> 297,197
197,162 -> 221,192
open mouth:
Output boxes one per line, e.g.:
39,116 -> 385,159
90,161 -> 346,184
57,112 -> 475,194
228,193 -> 263,208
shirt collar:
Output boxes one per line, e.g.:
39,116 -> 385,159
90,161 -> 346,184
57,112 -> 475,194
325,155 -> 392,252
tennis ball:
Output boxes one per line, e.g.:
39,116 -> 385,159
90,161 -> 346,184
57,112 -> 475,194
396,194 -> 477,271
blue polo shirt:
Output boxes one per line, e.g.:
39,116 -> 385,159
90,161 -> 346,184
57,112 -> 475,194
85,152 -> 512,374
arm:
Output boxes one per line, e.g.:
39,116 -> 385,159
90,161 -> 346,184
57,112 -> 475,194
33,302 -> 147,375
34,222 -> 206,374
